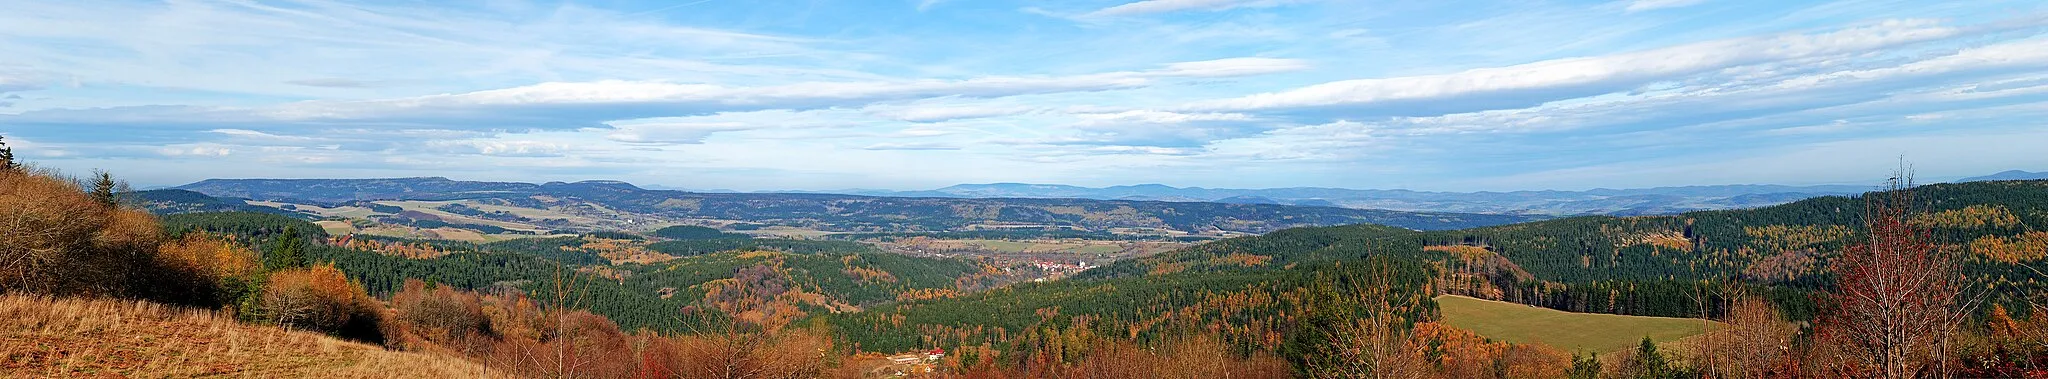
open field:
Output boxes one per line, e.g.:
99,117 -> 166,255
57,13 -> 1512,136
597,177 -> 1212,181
1435,295 -> 1717,354
314,220 -> 358,235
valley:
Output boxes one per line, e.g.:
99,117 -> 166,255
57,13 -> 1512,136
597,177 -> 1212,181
6,2 -> 2041,376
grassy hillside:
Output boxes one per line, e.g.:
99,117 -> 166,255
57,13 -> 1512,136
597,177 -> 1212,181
1435,295 -> 1713,354
0,295 -> 504,378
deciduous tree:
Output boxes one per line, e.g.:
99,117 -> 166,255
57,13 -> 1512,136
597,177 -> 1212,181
1813,168 -> 1976,378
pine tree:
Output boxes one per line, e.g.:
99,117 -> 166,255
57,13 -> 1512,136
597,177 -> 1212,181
268,226 -> 309,270
0,134 -> 16,171
1634,337 -> 1670,378
91,170 -> 118,207
1568,352 -> 1602,379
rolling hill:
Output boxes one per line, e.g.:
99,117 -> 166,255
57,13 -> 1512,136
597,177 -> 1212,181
126,189 -> 306,217
1960,170 -> 2048,182
790,182 -> 1873,215
174,177 -> 1547,233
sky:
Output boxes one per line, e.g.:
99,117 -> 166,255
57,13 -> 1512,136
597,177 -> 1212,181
2,0 -> 2046,191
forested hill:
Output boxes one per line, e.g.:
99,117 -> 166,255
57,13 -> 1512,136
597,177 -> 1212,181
175,177 -> 1545,232
152,211 -> 996,334
825,180 -> 2048,361
125,189 -> 305,217
1082,179 -> 2048,315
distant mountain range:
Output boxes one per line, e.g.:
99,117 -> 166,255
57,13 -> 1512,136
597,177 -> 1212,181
772,183 -> 1879,215
170,177 -> 1543,233
164,170 -> 2040,222
1958,170 -> 2048,182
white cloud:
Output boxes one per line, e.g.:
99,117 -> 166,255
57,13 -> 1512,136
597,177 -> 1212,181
209,129 -> 318,142
1624,0 -> 1707,13
865,103 -> 1038,123
0,0 -> 848,102
1192,19 -> 1972,114
0,70 -> 45,94
606,121 -> 758,144
600,109 -> 876,144
1146,57 -> 1311,77
158,145 -> 233,157
9,56 -> 1302,131
1074,110 -> 1255,124
429,140 -> 574,157
1087,0 -> 1302,17
863,142 -> 961,150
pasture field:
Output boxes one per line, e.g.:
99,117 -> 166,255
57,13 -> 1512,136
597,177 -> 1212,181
1435,295 -> 1717,354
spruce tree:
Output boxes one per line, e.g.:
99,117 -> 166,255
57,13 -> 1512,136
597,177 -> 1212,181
268,226 -> 309,270
1635,336 -> 1671,378
0,134 -> 15,171
91,170 -> 118,206
1568,353 -> 1602,379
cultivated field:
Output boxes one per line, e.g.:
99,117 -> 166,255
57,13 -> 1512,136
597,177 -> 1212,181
1435,295 -> 1716,354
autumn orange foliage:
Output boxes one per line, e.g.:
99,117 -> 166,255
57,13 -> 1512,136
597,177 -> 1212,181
1411,322 -> 1570,379
1,168 -> 162,297
383,279 -> 837,379
1971,231 -> 2048,263
262,264 -> 390,344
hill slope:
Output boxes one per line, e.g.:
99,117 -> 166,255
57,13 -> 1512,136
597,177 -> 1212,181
1086,179 -> 2048,318
0,295 -> 503,378
126,189 -> 306,217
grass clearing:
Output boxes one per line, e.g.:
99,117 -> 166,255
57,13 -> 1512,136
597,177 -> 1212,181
314,220 -> 358,236
1435,295 -> 1717,354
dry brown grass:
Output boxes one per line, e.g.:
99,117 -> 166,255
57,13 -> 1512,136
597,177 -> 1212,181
0,295 -> 509,378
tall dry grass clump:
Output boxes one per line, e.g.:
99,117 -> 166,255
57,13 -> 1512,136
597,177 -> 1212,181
0,167 -> 160,297
0,294 -> 506,378
1,167 -> 266,310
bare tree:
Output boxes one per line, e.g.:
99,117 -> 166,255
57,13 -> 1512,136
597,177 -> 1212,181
1814,164 -> 1982,378
1695,287 -> 1797,378
1311,261 -> 1428,379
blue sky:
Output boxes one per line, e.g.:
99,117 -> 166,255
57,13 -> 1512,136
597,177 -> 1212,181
2,0 -> 2045,191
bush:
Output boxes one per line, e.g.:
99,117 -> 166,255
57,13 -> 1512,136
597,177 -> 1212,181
261,264 -> 389,344
146,233 -> 261,307
487,310 -> 637,378
391,279 -> 489,345
1,168 -> 161,298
